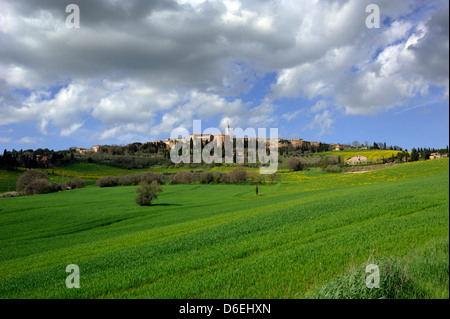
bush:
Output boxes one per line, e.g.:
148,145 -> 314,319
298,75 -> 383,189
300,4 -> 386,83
312,257 -> 421,299
199,172 -> 214,184
322,165 -> 341,173
64,178 -> 85,189
141,172 -> 162,185
16,170 -> 47,192
159,173 -> 174,183
49,182 -> 63,193
96,176 -> 119,187
222,167 -> 247,184
0,191 -> 22,198
268,172 -> 278,184
118,174 -> 141,186
213,172 -> 223,184
135,181 -> 162,206
23,178 -> 50,195
72,177 -> 85,188
247,171 -> 265,185
318,155 -> 339,167
287,157 -> 304,171
170,171 -> 194,184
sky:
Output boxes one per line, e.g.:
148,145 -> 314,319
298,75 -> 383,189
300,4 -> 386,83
0,0 -> 448,152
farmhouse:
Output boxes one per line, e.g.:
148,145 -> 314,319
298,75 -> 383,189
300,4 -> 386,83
76,148 -> 91,155
430,152 -> 447,159
347,155 -> 368,165
334,144 -> 352,151
334,144 -> 343,151
91,145 -> 101,152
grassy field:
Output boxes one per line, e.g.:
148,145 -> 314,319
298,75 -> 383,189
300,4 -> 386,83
0,149 -> 412,193
0,163 -> 259,193
0,170 -> 22,194
0,158 -> 448,298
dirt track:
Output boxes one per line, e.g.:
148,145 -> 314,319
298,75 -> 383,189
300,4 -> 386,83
343,162 -> 399,173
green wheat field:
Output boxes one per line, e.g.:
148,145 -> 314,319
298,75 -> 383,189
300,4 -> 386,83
0,157 -> 448,299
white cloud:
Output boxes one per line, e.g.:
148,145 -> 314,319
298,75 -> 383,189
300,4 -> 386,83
305,110 -> 334,137
60,122 -> 84,136
0,0 -> 447,142
16,136 -> 39,144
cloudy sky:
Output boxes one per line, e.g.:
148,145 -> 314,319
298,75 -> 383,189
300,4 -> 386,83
0,0 -> 448,151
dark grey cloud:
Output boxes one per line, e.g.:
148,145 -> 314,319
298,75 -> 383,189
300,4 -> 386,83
0,0 -> 448,139
404,4 -> 449,83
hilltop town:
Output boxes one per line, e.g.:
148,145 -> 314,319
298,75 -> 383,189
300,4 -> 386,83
2,122 -> 447,171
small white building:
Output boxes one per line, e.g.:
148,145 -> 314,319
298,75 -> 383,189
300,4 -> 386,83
347,155 -> 368,165
91,145 -> 101,152
430,152 -> 447,159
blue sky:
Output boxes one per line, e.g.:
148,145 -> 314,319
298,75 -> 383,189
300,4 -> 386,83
0,0 -> 448,152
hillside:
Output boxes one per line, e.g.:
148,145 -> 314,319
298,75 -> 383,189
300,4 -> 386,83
315,149 -> 408,161
0,158 -> 448,298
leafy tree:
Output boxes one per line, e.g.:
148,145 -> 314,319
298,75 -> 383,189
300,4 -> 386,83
96,176 -> 119,187
23,179 -> 50,195
287,157 -> 304,171
248,171 -> 265,185
352,141 -> 360,148
410,148 -> 419,162
16,170 -> 47,192
222,167 -> 247,184
170,171 -> 194,184
135,181 -> 162,206
64,178 -> 85,189
268,172 -> 279,184
199,172 -> 214,184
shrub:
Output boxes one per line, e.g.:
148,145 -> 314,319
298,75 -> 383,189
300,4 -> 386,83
170,171 -> 194,184
118,174 -> 141,186
268,172 -> 278,184
16,170 -> 47,192
287,157 -> 304,171
322,165 -> 341,173
222,167 -> 247,184
63,181 -> 73,190
213,172 -> 223,184
199,172 -> 214,184
318,155 -> 339,167
141,172 -> 162,185
135,181 -> 162,206
49,182 -> 63,193
312,257 -> 420,299
247,171 -> 265,185
23,178 -> 50,195
96,176 -> 119,187
0,191 -> 22,198
64,178 -> 85,189
72,177 -> 85,188
159,173 -> 173,184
